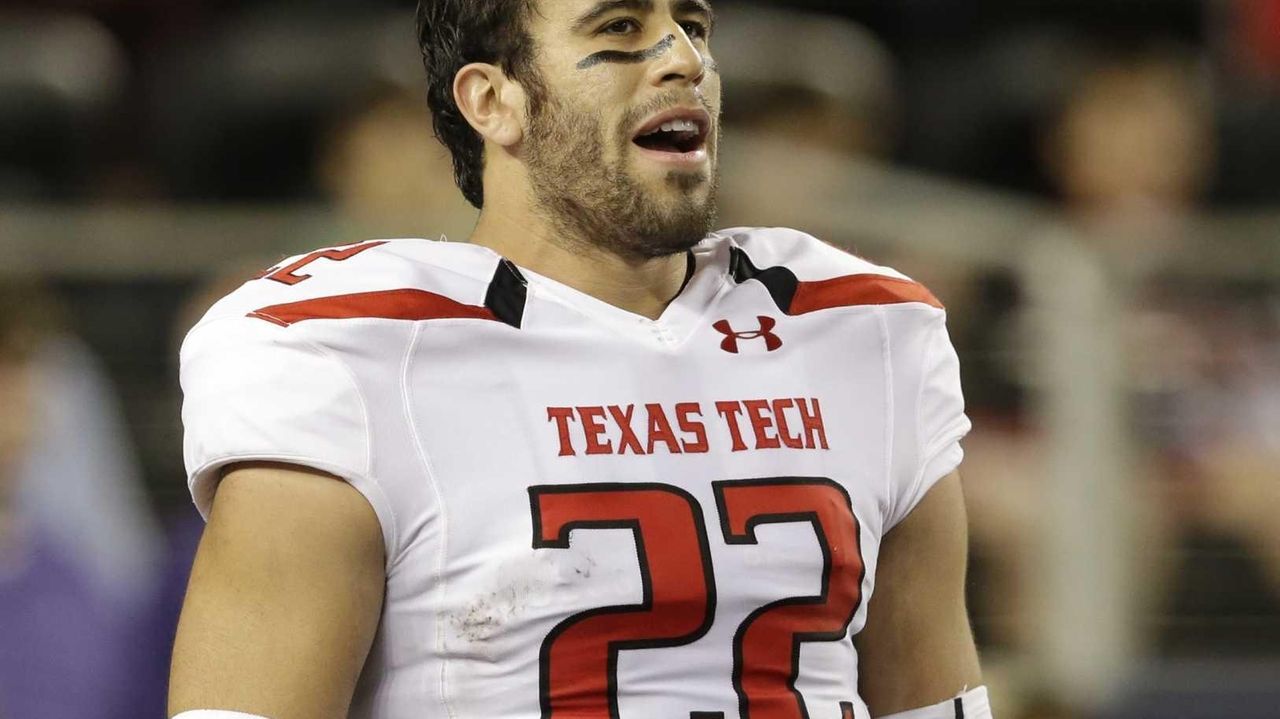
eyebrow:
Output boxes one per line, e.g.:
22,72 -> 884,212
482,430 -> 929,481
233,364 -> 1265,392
571,0 -> 715,34
675,0 -> 715,30
572,0 -> 654,34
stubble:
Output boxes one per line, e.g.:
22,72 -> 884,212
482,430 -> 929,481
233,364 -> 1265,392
523,90 -> 719,261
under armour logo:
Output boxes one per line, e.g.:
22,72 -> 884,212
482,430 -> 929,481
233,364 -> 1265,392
713,316 -> 783,354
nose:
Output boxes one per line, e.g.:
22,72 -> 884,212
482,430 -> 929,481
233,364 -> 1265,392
648,26 -> 706,87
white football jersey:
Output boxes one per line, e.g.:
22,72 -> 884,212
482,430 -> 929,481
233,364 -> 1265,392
181,227 -> 970,719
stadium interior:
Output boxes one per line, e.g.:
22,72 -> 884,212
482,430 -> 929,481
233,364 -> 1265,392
1,0 -> 1279,717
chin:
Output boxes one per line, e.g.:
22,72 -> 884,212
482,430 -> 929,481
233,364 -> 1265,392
634,191 -> 719,259
666,168 -> 711,193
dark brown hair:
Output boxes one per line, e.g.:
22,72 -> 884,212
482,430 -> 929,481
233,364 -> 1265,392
416,0 -> 542,208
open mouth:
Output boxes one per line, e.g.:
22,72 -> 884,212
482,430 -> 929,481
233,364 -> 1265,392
632,110 -> 711,158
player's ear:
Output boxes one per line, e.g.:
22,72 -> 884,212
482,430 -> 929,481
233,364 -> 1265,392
454,63 -> 526,148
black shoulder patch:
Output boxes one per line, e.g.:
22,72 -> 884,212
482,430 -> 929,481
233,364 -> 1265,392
484,258 -> 529,329
729,246 -> 799,314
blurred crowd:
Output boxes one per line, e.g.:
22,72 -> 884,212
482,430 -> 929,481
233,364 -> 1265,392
2,1 -> 1280,717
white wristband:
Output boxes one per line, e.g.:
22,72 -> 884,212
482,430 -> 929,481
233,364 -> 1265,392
877,686 -> 992,719
171,706 -> 271,711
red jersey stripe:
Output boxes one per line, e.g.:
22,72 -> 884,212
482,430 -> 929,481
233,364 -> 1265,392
791,274 -> 943,315
248,288 -> 499,327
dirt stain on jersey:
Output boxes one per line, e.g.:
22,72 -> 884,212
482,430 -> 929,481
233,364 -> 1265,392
451,552 -> 600,648
454,581 -> 538,643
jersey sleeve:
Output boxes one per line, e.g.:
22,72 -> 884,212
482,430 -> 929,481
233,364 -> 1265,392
885,307 -> 971,530
180,314 -> 397,554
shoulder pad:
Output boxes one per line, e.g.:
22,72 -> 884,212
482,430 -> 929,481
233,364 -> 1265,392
715,227 -> 944,314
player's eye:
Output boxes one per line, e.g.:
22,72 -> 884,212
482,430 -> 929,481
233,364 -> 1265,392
600,17 -> 641,36
679,20 -> 709,41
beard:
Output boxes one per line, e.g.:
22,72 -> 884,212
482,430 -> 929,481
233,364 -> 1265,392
523,89 -> 719,261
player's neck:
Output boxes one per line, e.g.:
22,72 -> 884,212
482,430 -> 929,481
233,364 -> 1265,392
468,205 -> 691,321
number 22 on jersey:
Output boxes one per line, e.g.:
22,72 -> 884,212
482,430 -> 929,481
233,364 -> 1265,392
528,477 -> 865,719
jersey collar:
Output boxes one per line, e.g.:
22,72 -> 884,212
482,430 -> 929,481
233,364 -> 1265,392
488,235 -> 733,348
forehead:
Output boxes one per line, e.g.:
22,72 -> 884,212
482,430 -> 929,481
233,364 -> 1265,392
532,0 -> 713,27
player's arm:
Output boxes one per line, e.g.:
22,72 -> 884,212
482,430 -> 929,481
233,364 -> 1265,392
168,463 -> 385,719
854,471 -> 986,718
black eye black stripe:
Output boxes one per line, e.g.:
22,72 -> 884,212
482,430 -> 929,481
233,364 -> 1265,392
578,33 -> 675,69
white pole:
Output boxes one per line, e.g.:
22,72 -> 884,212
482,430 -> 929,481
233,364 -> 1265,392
1020,227 -> 1141,706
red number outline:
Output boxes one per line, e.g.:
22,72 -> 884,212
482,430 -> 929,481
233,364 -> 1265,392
258,241 -> 387,285
713,477 -> 866,719
529,478 -> 865,719
529,483 -> 717,719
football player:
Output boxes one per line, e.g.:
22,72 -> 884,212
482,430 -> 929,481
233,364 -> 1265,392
170,1 -> 990,718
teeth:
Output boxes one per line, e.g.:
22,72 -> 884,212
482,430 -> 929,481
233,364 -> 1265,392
644,119 -> 699,136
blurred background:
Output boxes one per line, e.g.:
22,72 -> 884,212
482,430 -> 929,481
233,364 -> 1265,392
1,0 -> 1278,717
